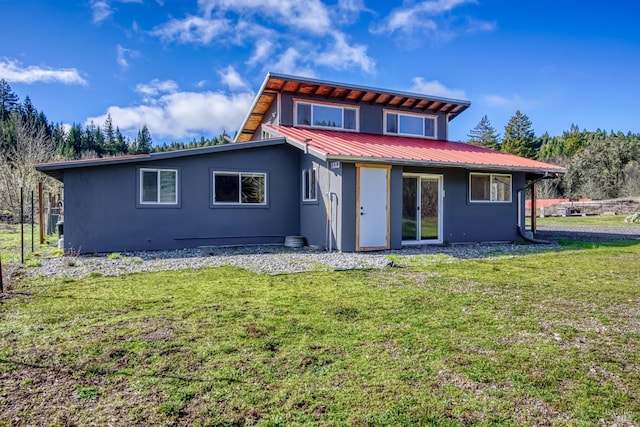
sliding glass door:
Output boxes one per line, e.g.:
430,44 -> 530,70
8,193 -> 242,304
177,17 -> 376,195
402,175 -> 442,243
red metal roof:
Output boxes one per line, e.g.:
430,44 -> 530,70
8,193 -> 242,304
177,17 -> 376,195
264,125 -> 566,173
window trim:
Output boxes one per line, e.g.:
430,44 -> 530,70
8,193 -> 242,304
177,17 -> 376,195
212,170 -> 268,206
294,100 -> 359,132
302,167 -> 318,203
469,172 -> 513,203
383,110 -> 437,139
139,168 -> 179,206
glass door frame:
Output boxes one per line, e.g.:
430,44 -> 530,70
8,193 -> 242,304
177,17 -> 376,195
402,173 -> 444,245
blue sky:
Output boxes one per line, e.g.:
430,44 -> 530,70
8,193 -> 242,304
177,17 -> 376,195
1,0 -> 639,144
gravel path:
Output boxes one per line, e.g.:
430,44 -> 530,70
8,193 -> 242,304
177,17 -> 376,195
26,242 -> 559,279
23,225 -> 639,279
536,225 -> 640,242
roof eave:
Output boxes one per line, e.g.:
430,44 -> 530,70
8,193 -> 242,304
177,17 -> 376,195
325,154 -> 566,174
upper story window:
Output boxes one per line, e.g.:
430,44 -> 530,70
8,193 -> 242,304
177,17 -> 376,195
295,101 -> 358,131
385,111 -> 436,139
469,173 -> 512,203
140,168 -> 178,205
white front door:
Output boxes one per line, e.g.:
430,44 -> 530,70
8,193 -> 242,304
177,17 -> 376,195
357,165 -> 390,250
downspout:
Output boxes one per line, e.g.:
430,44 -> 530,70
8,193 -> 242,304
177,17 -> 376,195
516,172 -> 557,244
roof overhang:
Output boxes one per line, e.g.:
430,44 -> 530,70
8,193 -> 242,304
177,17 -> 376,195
235,72 -> 471,143
324,154 -> 566,175
35,138 -> 287,181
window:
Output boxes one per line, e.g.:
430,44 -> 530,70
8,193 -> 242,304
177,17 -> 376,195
213,172 -> 266,205
295,101 -> 358,131
140,168 -> 177,204
385,111 -> 436,138
470,173 -> 512,202
302,168 -> 317,202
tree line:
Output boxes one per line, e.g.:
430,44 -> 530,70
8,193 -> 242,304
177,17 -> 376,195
0,79 -> 230,218
467,112 -> 640,200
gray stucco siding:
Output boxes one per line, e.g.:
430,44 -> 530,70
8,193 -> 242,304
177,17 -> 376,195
62,144 -> 300,253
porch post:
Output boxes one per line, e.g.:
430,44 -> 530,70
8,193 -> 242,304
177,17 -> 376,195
531,182 -> 537,234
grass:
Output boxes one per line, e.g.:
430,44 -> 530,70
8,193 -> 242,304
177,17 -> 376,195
534,214 -> 640,227
1,241 -> 640,425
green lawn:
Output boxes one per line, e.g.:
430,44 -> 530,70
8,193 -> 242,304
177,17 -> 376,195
534,215 -> 640,227
1,241 -> 639,425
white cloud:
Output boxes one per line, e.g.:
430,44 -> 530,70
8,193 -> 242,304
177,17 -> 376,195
91,0 -> 112,23
87,90 -> 254,139
247,39 -> 275,66
218,66 -> 249,91
195,80 -> 208,88
91,0 -> 142,24
135,79 -> 179,97
88,77 -> 255,139
268,48 -> 315,77
314,32 -> 375,74
151,15 -> 231,45
151,0 -> 376,73
116,44 -> 140,69
371,0 -> 494,43
0,58 -> 87,85
483,94 -> 525,108
199,0 -> 332,35
410,77 -> 466,100
334,0 -> 369,24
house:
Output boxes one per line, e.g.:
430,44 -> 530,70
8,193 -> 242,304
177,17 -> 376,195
36,73 -> 565,253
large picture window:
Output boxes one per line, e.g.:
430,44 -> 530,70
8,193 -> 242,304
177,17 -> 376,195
295,101 -> 357,131
385,112 -> 436,138
302,168 -> 317,202
213,172 -> 266,205
140,168 -> 178,205
470,173 -> 512,202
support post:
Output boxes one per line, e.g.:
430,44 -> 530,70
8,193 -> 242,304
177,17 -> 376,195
38,182 -> 44,244
31,190 -> 35,252
0,252 -> 4,293
531,182 -> 537,234
20,186 -> 24,264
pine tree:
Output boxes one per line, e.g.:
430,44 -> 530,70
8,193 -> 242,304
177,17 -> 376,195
0,79 -> 19,121
501,110 -> 538,159
132,124 -> 152,154
467,115 -> 500,150
103,114 -> 116,155
114,127 -> 129,154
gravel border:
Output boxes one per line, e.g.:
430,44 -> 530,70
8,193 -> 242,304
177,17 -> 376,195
22,225 -> 639,279
25,242 -> 560,279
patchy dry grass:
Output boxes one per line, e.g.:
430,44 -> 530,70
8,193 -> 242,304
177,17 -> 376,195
1,242 -> 639,425
535,215 -> 640,227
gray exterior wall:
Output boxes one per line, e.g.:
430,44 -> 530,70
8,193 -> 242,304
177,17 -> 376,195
62,144 -> 300,253
279,93 -> 448,140
402,167 -> 526,243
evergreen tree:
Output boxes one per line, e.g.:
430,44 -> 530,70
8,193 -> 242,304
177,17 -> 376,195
103,114 -> 116,155
0,79 -> 19,121
132,124 -> 152,154
114,127 -> 130,154
501,110 -> 538,159
467,115 -> 500,150
562,124 -> 586,155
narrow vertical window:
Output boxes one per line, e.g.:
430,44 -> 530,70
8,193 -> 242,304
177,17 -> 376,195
302,168 -> 317,202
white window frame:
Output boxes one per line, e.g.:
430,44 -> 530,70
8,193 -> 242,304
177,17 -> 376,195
212,171 -> 267,205
384,110 -> 437,139
294,100 -> 359,131
139,168 -> 178,205
302,167 -> 317,202
469,173 -> 512,203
